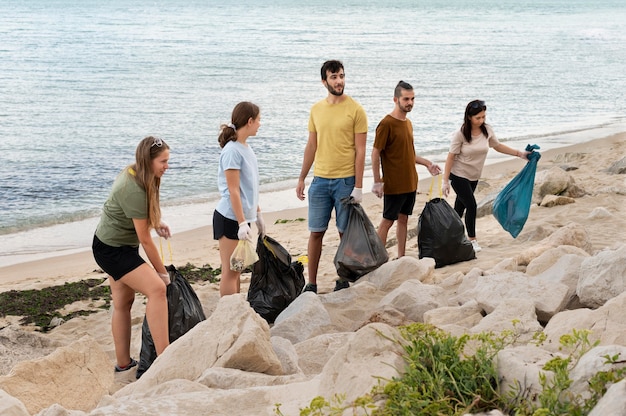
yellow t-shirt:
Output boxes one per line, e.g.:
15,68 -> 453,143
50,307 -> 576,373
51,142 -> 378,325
308,95 -> 368,178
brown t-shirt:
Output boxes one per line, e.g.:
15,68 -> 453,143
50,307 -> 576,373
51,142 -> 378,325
373,115 -> 418,194
449,125 -> 500,181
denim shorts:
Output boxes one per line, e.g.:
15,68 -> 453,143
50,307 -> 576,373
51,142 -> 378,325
308,176 -> 355,233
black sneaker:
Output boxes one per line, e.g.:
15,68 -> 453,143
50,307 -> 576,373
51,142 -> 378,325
114,357 -> 138,373
334,279 -> 350,292
302,283 -> 317,294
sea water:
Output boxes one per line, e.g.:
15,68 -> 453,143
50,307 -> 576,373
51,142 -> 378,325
1,0 -> 626,267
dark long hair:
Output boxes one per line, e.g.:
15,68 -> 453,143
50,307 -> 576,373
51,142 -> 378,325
461,100 -> 488,143
218,101 -> 260,148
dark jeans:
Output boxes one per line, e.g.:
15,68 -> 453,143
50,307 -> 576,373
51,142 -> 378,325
449,173 -> 478,238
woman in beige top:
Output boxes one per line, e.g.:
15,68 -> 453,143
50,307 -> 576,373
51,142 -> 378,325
442,100 -> 529,252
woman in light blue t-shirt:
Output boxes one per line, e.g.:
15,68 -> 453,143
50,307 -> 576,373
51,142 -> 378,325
213,101 -> 265,296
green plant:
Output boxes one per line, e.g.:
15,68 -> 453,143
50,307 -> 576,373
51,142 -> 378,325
274,218 -> 306,224
519,329 -> 626,416
373,323 -> 505,415
275,325 -> 626,416
275,394 -> 378,416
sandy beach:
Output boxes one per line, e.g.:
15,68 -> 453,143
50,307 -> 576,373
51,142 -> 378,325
0,133 -> 626,414
1,132 -> 625,375
2,133 -> 624,290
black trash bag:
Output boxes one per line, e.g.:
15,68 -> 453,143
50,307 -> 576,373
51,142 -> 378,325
333,197 -> 389,282
492,144 -> 541,238
136,264 -> 206,378
418,197 -> 475,268
248,234 -> 305,323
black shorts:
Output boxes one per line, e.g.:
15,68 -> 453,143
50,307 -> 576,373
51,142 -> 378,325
92,235 -> 145,281
382,191 -> 416,221
213,210 -> 240,240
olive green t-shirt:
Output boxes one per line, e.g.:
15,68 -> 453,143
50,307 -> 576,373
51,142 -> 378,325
95,168 -> 147,247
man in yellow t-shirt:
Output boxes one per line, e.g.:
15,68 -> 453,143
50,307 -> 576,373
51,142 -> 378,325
296,60 -> 368,293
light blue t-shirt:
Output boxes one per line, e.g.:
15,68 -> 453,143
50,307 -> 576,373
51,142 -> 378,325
215,140 -> 259,223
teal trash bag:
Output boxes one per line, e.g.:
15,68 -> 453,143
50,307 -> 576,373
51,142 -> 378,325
492,144 -> 541,238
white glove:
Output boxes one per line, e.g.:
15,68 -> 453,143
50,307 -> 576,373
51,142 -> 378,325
371,182 -> 384,198
156,221 -> 171,239
442,181 -> 450,197
237,222 -> 253,241
255,212 -> 266,236
350,187 -> 363,203
158,272 -> 171,285
428,164 -> 442,176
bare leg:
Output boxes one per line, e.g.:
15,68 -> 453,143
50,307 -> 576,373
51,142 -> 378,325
109,276 -> 135,368
307,231 -> 325,285
377,218 -> 394,248
113,263 -> 169,357
396,214 -> 409,258
218,237 -> 242,296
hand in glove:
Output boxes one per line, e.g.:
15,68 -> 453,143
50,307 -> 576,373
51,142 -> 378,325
350,187 -> 363,204
255,212 -> 266,236
158,272 -> 171,285
156,221 -> 171,239
371,182 -> 384,198
237,222 -> 253,241
442,181 -> 450,197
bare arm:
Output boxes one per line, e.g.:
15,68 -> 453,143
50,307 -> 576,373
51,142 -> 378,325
133,218 -> 167,274
296,131 -> 317,200
443,152 -> 456,183
371,146 -> 382,182
354,132 -> 367,188
224,169 -> 246,224
493,142 -> 529,160
415,155 -> 441,175
493,143 -> 519,157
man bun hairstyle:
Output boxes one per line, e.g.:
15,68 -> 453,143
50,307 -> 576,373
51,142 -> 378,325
394,80 -> 413,98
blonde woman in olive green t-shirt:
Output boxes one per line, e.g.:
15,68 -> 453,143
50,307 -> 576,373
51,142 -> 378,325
92,136 -> 172,373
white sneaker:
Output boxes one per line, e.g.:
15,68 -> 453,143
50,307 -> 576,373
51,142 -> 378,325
471,240 -> 482,252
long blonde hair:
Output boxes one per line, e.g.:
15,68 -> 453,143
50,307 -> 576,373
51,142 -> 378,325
129,136 -> 169,229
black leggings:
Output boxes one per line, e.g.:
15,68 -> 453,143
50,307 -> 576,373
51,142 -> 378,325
449,173 -> 478,238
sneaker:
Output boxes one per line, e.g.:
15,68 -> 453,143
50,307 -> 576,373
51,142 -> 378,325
471,240 -> 482,253
334,279 -> 350,292
114,358 -> 138,373
302,283 -> 317,294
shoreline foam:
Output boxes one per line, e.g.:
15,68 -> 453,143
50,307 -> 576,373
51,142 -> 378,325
1,125 -> 625,275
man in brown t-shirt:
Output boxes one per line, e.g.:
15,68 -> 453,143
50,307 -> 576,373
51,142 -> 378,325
371,81 -> 440,258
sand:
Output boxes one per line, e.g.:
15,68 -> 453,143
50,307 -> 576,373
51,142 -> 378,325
1,132 -> 625,368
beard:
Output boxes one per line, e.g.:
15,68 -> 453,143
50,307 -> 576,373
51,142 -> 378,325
326,83 -> 344,96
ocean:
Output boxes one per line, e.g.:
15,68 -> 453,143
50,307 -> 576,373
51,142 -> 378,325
1,0 -> 626,268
